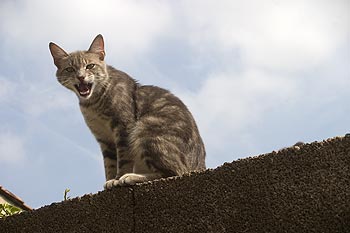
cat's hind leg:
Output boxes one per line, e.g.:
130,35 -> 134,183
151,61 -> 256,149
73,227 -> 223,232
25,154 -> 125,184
116,149 -> 170,186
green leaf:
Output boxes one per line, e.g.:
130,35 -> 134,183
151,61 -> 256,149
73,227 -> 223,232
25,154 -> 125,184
0,203 -> 22,218
64,188 -> 71,201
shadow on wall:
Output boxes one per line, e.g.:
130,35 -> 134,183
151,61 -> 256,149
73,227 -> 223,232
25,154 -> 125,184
1,135 -> 350,233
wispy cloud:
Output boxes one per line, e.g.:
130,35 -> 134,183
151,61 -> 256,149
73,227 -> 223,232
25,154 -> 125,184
180,69 -> 298,131
0,75 -> 75,117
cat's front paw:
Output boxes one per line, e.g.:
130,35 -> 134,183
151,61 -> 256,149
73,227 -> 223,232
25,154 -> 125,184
118,173 -> 147,186
104,179 -> 119,190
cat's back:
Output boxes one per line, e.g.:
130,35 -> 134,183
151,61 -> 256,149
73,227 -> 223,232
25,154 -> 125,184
136,85 -> 194,128
134,84 -> 206,171
137,85 -> 185,112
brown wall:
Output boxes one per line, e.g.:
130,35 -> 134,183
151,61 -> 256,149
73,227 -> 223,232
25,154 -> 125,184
1,136 -> 349,233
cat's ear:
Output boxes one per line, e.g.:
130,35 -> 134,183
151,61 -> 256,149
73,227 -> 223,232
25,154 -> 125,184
49,42 -> 69,67
88,34 -> 105,61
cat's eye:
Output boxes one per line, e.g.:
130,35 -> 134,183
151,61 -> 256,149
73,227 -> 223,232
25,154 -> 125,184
64,67 -> 75,73
86,64 -> 95,69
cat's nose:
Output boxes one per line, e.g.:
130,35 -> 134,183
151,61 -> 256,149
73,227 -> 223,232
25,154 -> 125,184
77,75 -> 85,82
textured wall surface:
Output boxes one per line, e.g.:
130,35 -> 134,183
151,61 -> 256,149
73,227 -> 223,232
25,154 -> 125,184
1,136 -> 349,233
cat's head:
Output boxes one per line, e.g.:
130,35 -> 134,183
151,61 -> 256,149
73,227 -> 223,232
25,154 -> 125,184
49,34 -> 107,100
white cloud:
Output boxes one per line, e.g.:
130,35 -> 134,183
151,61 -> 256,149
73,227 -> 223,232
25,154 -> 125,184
0,0 -> 171,59
178,68 -> 298,150
0,132 -> 26,163
179,0 -> 350,71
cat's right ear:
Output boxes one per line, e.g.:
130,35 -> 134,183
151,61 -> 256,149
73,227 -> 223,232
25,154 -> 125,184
49,42 -> 69,67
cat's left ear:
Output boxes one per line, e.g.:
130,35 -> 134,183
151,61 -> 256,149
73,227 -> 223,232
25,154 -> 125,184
88,34 -> 105,61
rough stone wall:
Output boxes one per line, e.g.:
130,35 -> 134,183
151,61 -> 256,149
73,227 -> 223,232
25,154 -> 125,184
1,136 -> 349,233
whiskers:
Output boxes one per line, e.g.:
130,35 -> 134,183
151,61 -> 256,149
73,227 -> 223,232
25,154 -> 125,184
57,78 -> 72,88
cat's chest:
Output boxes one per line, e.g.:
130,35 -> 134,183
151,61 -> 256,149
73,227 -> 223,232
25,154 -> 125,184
80,106 -> 114,142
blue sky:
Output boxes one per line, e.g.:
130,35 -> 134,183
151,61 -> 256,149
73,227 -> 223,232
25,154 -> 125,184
0,0 -> 349,209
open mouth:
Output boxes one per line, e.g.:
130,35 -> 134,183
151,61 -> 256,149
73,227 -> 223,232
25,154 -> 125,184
74,82 -> 93,98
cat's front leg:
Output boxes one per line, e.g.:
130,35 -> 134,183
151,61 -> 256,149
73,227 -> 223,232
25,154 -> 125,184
104,174 -> 145,189
104,158 -> 134,189
104,179 -> 119,189
99,141 -> 120,190
104,174 -> 142,188
101,147 -> 118,179
118,173 -> 163,186
104,147 -> 134,189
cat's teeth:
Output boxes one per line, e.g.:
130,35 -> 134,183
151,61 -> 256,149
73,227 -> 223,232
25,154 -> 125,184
74,82 -> 93,98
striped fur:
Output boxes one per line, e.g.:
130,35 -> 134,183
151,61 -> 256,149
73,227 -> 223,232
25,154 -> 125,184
49,35 -> 206,188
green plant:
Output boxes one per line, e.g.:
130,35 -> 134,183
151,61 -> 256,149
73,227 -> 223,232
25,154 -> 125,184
0,203 -> 22,218
64,188 -> 71,201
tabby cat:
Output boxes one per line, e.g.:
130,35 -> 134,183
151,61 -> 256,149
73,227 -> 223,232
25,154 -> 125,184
49,34 -> 206,189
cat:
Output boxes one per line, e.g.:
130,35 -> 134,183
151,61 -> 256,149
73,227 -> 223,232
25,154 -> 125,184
49,34 -> 206,189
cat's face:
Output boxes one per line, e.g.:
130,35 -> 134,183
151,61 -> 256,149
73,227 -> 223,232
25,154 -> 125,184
49,35 -> 107,100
